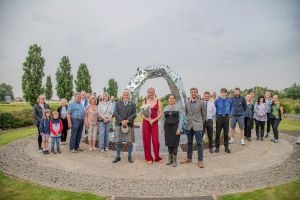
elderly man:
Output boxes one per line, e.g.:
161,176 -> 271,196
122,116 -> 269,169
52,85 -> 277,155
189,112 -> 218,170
112,89 -> 137,163
180,88 -> 206,168
67,92 -> 85,153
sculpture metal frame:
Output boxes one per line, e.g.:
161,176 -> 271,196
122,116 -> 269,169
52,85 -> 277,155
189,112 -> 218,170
126,65 -> 187,110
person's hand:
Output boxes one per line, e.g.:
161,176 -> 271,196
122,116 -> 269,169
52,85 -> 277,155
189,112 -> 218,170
85,123 -> 89,129
176,130 -> 180,135
68,122 -> 72,129
149,119 -> 155,126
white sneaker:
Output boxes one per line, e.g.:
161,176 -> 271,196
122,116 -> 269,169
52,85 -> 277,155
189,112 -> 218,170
229,138 -> 234,144
101,149 -> 105,153
241,139 -> 245,145
105,147 -> 109,151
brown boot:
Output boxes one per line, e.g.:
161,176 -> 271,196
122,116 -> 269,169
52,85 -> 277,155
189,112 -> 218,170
180,158 -> 192,164
198,161 -> 204,168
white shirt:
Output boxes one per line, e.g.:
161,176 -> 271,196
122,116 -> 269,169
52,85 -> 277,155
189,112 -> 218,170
205,100 -> 216,120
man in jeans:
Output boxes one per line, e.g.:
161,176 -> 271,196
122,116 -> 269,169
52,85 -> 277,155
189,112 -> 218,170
180,88 -> 206,168
67,92 -> 85,153
229,87 -> 247,145
215,88 -> 232,153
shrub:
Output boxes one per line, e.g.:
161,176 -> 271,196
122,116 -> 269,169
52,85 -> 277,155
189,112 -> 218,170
281,103 -> 292,114
0,109 -> 33,129
294,104 -> 300,114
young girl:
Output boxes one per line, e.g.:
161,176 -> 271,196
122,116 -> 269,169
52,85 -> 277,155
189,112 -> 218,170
39,109 -> 51,155
50,111 -> 63,154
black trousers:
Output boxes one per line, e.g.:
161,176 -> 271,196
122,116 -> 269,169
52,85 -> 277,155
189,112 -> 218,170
255,120 -> 266,138
215,116 -> 229,148
270,118 -> 281,139
244,117 -> 252,138
37,125 -> 42,149
203,119 -> 214,149
266,113 -> 271,133
61,118 -> 69,142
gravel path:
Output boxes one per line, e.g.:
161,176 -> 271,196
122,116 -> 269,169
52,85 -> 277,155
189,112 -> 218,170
0,133 -> 299,198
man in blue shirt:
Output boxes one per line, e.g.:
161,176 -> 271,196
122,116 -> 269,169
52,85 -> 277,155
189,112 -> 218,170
214,88 -> 232,153
67,92 -> 85,153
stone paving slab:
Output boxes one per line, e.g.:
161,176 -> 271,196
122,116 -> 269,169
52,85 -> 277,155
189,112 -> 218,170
0,132 -> 299,198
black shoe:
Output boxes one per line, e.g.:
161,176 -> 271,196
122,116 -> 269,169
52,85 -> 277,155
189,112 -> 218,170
264,133 -> 269,138
256,137 -> 259,140
225,147 -> 231,153
247,137 -> 251,141
215,148 -> 219,153
128,156 -> 134,163
112,157 -> 121,163
260,137 -> 264,141
209,148 -> 214,153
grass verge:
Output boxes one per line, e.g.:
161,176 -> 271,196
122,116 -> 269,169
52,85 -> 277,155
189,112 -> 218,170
279,118 -> 300,132
0,126 -> 106,200
218,179 -> 300,200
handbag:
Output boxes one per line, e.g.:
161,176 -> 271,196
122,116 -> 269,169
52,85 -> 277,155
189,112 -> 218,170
121,125 -> 129,134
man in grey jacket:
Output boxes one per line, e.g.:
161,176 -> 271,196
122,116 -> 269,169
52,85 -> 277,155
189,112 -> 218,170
180,88 -> 207,168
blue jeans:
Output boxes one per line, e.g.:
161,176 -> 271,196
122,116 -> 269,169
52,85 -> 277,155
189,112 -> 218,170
186,129 -> 203,161
69,118 -> 84,150
51,136 -> 61,150
99,122 -> 110,150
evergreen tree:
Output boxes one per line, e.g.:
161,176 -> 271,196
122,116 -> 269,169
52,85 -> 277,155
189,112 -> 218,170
0,83 -> 14,101
21,44 -> 45,106
284,83 -> 300,99
55,56 -> 73,101
45,75 -> 53,101
75,63 -> 92,93
106,78 -> 118,97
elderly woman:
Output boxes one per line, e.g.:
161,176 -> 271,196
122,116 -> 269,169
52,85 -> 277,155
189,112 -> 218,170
161,94 -> 182,167
85,96 -> 99,151
34,94 -> 50,152
98,92 -> 113,152
57,98 -> 68,144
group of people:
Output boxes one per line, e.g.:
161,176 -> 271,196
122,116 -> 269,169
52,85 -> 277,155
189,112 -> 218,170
33,86 -> 283,168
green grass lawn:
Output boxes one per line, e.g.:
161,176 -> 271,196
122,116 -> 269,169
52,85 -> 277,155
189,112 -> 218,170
219,180 -> 300,200
279,118 -> 300,132
0,101 -> 61,112
0,127 -> 106,200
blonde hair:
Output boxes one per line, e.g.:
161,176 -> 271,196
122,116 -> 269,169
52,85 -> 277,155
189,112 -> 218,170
52,111 -> 59,115
37,94 -> 45,103
43,109 -> 51,118
88,96 -> 97,104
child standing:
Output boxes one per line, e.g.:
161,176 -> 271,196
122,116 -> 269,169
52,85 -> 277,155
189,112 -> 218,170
39,109 -> 51,155
50,111 -> 63,154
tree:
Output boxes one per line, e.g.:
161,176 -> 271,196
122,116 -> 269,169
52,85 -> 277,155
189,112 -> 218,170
21,44 -> 45,106
284,83 -> 300,99
106,78 -> 118,97
75,63 -> 92,93
55,56 -> 73,101
0,83 -> 14,101
45,75 -> 53,101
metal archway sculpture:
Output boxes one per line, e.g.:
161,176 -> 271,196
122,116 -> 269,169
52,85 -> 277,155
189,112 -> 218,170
126,65 -> 187,110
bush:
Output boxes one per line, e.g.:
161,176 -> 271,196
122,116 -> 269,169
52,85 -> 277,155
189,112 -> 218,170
0,109 -> 33,129
294,104 -> 300,114
281,103 -> 292,114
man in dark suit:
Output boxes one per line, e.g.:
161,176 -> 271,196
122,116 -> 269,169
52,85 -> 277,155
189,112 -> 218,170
180,88 -> 206,168
112,89 -> 137,163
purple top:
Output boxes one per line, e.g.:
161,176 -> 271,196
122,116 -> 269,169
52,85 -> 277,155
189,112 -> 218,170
254,103 -> 268,121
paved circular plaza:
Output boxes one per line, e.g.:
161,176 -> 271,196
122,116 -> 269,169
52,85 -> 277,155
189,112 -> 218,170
0,131 -> 299,199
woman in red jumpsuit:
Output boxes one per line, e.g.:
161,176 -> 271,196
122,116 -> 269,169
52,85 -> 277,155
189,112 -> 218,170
142,87 -> 163,164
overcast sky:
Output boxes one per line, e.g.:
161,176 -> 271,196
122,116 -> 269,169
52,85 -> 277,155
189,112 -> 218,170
0,0 -> 299,99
